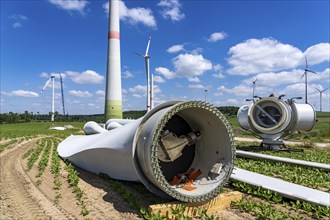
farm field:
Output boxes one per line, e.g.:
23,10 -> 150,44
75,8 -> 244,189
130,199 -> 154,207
0,120 -> 329,219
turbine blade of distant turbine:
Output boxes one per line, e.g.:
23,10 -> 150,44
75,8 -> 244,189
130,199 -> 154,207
145,36 -> 151,56
41,77 -> 52,94
313,86 -> 321,92
305,56 -> 308,69
134,52 -> 144,57
300,72 -> 306,79
321,88 -> 328,93
306,69 -> 317,74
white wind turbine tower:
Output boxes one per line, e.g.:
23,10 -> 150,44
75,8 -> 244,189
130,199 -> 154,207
301,57 -> 317,104
136,36 -> 152,111
41,75 -> 55,122
313,86 -> 328,112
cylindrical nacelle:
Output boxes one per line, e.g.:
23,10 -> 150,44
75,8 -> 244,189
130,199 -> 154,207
58,101 -> 235,203
237,97 -> 315,138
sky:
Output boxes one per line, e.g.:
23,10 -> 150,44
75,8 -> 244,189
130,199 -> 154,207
1,0 -> 329,115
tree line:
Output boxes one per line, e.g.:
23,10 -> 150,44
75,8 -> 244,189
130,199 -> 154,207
0,107 -> 238,124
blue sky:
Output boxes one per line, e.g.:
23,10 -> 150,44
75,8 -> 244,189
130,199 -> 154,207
1,0 -> 329,115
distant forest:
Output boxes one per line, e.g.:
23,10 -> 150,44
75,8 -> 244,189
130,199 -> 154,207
0,106 -> 239,124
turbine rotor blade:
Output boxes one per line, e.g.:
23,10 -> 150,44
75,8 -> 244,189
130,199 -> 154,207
145,36 -> 151,56
41,78 -> 52,93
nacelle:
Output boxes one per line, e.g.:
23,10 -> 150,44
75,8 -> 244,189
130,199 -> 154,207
237,97 -> 315,146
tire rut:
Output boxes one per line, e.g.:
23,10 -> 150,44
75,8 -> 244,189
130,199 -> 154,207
0,138 -> 73,220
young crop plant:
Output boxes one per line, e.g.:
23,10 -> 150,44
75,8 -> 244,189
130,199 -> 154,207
0,139 -> 18,154
235,157 -> 330,192
232,181 -> 330,218
51,139 -> 62,191
65,162 -> 89,217
36,138 -> 52,177
27,139 -> 46,171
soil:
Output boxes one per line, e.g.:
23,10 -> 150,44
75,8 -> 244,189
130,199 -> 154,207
0,138 -> 255,220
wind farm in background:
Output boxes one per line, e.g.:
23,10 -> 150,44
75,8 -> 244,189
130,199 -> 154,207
1,0 -> 329,219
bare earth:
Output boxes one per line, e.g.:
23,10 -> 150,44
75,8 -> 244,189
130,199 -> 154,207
0,138 -> 254,220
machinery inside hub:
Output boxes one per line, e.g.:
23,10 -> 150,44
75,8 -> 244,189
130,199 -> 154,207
158,115 -> 195,181
152,105 -> 234,201
254,104 -> 282,128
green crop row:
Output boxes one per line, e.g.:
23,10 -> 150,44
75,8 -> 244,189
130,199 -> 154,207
232,182 -> 330,218
0,139 -> 18,154
235,157 -> 330,192
36,139 -> 52,177
51,140 -> 62,191
65,162 -> 89,216
232,197 -> 298,220
27,139 -> 46,171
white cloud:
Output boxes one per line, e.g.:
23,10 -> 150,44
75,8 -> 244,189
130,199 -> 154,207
158,0 -> 185,21
95,90 -> 105,96
10,14 -> 28,28
188,84 -> 206,89
49,0 -> 88,13
227,38 -> 303,75
208,32 -> 227,42
304,43 -> 330,65
39,72 -> 49,78
13,22 -> 22,28
68,90 -> 92,97
212,64 -> 225,79
3,90 -> 39,97
66,70 -> 104,84
103,1 -> 156,28
132,94 -> 143,98
281,83 -> 305,96
155,53 -> 212,81
167,44 -> 184,53
129,85 -> 147,94
155,67 -> 175,79
123,70 -> 134,79
153,75 -> 165,83
188,77 -> 200,83
173,53 -> 212,78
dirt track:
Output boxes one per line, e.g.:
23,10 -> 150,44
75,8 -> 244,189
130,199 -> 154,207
0,138 -> 253,220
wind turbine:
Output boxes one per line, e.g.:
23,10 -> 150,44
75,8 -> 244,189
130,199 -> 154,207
136,36 -> 152,111
313,87 -> 328,112
301,57 -> 317,104
41,75 -> 55,122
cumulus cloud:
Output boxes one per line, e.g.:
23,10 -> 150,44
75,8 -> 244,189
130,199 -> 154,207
173,53 -> 212,78
103,1 -> 156,28
158,0 -> 185,21
129,85 -> 147,94
9,14 -> 28,28
66,70 -> 104,84
212,64 -> 225,79
155,53 -> 212,82
123,70 -> 134,79
155,67 -> 175,79
13,22 -> 22,28
188,84 -> 206,89
304,43 -> 330,65
153,75 -> 165,83
2,90 -> 39,97
208,32 -> 227,42
129,84 -> 161,98
68,90 -> 92,97
188,77 -> 200,83
49,0 -> 88,13
227,38 -> 303,75
167,44 -> 184,53
95,90 -> 105,96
